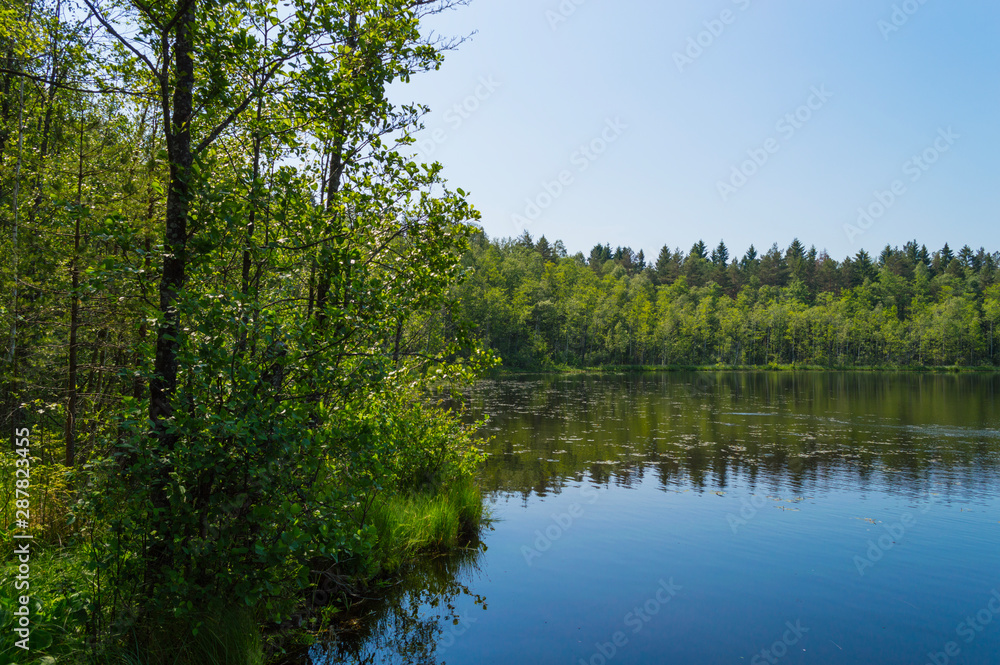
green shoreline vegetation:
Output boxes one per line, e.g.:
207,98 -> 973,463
1,0 -> 494,662
0,396 -> 491,663
3,0 -> 1000,661
456,233 -> 1000,370
495,364 -> 1000,375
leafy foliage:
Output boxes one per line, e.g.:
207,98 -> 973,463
457,234 -> 1000,368
0,0 -> 491,658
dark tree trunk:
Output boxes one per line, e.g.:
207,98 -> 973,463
147,0 -> 196,585
0,45 -> 14,163
313,11 -> 356,327
65,116 -> 84,466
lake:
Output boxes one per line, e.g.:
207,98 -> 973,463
310,372 -> 1000,665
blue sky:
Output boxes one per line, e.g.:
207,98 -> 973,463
389,0 -> 1000,261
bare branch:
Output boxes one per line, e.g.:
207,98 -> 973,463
81,0 -> 161,77
0,66 -> 155,98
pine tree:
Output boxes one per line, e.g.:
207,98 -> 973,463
787,238 -> 806,261
959,244 -> 975,268
759,243 -> 789,287
879,244 -> 895,267
711,240 -> 729,267
854,249 -> 877,284
655,245 -> 673,284
536,235 -> 552,262
619,246 -> 636,273
590,244 -> 609,272
690,240 -> 708,260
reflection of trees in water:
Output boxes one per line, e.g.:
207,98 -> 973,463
470,372 -> 1000,500
304,373 -> 998,662
307,544 -> 486,665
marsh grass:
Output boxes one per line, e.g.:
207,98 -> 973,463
102,609 -> 265,665
368,477 -> 485,570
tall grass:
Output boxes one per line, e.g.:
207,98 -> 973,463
101,609 -> 265,665
367,477 -> 484,571
0,454 -> 73,544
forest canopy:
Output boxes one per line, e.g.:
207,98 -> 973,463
455,233 -> 1000,369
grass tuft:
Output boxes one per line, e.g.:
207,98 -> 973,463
368,476 -> 484,570
103,608 -> 265,665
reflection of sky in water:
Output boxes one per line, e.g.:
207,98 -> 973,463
312,373 -> 1000,665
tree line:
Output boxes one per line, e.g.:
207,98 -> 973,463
454,232 -> 1000,368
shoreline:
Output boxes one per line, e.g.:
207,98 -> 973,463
486,364 -> 1000,375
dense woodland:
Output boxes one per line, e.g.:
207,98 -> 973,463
0,0 -> 492,659
455,233 -> 1000,368
2,0 -> 999,658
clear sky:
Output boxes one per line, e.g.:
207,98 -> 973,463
388,0 -> 1000,261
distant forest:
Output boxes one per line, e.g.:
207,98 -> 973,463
453,232 -> 1000,368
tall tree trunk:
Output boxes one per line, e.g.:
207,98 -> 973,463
314,11 -> 356,327
392,315 -> 404,364
313,132 -> 346,326
65,114 -> 84,466
237,92 -> 262,357
147,0 -> 196,587
0,44 -> 14,163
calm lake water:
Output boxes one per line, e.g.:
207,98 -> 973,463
311,372 -> 1000,665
